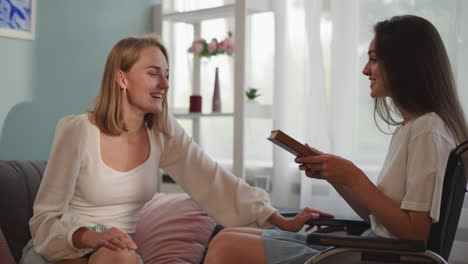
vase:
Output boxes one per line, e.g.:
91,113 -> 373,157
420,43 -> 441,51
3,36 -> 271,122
212,67 -> 221,113
189,95 -> 202,113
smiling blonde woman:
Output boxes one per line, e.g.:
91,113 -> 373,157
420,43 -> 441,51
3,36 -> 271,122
20,35 -> 324,264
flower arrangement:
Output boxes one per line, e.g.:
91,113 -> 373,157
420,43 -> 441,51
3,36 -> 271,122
188,32 -> 234,58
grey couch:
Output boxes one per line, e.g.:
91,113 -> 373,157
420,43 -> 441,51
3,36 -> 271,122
0,160 -> 292,264
0,160 -> 227,264
0,160 -> 47,263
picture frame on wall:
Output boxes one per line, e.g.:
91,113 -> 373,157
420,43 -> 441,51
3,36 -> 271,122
0,0 -> 36,40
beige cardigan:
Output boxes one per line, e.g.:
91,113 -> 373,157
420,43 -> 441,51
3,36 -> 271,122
29,114 -> 276,261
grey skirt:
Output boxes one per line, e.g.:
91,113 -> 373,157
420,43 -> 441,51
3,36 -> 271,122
261,228 -> 377,264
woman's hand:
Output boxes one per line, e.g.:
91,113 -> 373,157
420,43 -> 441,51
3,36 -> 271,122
295,144 -> 364,186
73,227 -> 137,251
283,208 -> 334,232
268,208 -> 334,233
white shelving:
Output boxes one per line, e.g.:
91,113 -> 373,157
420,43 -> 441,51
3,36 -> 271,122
170,105 -> 271,119
163,4 -> 236,23
171,111 -> 234,119
153,0 -> 274,181
161,1 -> 272,24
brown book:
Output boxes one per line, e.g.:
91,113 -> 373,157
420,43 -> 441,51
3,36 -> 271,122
268,130 -> 319,157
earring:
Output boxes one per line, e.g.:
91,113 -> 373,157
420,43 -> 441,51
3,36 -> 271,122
121,87 -> 127,93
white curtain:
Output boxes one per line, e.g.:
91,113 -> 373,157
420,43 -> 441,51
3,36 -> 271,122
298,0 -> 367,220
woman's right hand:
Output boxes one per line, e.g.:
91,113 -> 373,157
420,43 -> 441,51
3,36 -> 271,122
296,144 -> 364,187
73,227 -> 137,251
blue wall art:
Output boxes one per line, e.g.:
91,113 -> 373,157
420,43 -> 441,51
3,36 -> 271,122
0,0 -> 36,40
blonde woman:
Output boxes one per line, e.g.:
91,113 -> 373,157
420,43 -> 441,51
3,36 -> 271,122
19,36 -> 327,264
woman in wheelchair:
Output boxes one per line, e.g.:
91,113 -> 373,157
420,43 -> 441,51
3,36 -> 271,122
203,15 -> 468,264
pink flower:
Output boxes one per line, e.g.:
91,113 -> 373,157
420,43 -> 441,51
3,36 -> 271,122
187,33 -> 234,57
207,39 -> 217,53
194,38 -> 205,44
219,37 -> 234,54
218,40 -> 228,51
193,43 -> 204,54
226,39 -> 235,53
188,38 -> 208,55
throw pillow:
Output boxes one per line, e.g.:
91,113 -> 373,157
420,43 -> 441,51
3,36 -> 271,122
134,193 -> 216,264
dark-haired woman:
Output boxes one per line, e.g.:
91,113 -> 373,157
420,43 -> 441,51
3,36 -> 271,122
203,14 -> 467,264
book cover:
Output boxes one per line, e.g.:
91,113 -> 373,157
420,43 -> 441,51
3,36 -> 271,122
268,130 -> 319,157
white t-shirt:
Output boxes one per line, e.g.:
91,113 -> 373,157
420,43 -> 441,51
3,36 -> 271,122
30,114 -> 276,261
370,112 -> 456,238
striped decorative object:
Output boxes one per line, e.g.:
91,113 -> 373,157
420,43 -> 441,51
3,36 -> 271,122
0,229 -> 15,264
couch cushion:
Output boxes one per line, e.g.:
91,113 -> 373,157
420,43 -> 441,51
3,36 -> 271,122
134,193 -> 216,264
0,161 -> 47,262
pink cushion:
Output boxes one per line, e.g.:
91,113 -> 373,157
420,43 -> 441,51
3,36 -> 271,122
134,193 -> 216,264
0,229 -> 15,264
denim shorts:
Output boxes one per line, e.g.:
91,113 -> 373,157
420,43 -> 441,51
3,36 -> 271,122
261,229 -> 326,264
20,224 -> 143,264
261,228 -> 378,264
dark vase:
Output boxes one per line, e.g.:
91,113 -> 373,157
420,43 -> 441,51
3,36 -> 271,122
189,95 -> 202,113
212,67 -> 221,112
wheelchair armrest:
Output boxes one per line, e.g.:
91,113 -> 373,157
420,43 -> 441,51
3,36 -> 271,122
306,233 -> 427,252
277,208 -> 370,235
307,218 -> 371,236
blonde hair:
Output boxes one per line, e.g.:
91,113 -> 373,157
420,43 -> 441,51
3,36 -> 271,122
88,35 -> 170,136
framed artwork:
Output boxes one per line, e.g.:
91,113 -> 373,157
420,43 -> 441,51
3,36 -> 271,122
0,0 -> 36,40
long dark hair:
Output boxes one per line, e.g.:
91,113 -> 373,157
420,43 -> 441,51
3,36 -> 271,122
373,15 -> 467,143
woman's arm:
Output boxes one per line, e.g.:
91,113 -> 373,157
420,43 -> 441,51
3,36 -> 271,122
349,176 -> 431,240
296,147 -> 371,222
296,151 -> 431,240
267,208 -> 334,232
354,127 -> 452,240
331,183 -> 370,222
158,115 -> 276,228
29,116 -> 91,261
72,227 -> 137,251
358,128 -> 453,240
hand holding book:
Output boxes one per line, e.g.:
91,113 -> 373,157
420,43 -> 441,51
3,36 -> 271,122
267,130 -> 320,157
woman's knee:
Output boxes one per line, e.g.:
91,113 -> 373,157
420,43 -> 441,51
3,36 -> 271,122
205,229 -> 265,264
205,230 -> 237,261
89,247 -> 138,264
208,229 -> 238,251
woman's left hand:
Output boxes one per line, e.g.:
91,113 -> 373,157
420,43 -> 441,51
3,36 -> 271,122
275,208 -> 334,233
295,144 -> 363,186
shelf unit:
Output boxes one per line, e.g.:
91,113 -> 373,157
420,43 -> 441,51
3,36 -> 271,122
153,0 -> 274,180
